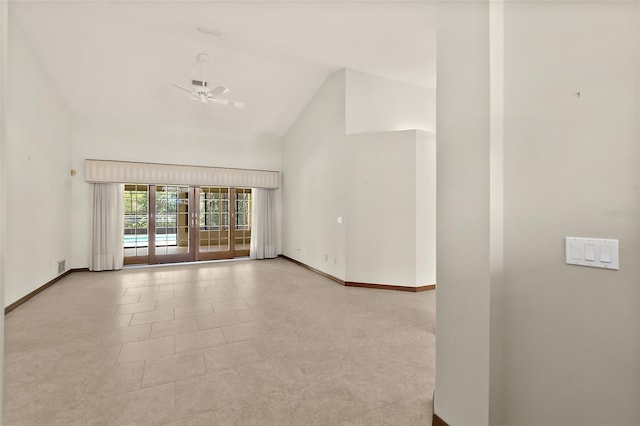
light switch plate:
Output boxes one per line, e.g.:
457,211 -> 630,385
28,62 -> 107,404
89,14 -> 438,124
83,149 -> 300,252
565,237 -> 619,270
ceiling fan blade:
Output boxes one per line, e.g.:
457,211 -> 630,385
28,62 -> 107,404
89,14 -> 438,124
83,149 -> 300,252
210,98 -> 230,105
209,85 -> 229,98
210,98 -> 245,109
171,83 -> 195,94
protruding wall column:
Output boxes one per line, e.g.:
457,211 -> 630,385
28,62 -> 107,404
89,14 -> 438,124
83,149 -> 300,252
434,1 -> 493,424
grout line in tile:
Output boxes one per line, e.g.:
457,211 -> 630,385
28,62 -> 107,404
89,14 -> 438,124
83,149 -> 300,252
140,359 -> 147,389
173,328 -> 177,355
114,343 -> 125,367
173,381 -> 178,423
200,350 -> 208,375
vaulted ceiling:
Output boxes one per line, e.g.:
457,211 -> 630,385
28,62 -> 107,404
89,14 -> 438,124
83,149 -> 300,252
10,1 -> 436,138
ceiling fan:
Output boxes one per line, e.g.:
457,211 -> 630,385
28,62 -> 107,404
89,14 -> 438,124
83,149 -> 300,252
171,53 -> 245,109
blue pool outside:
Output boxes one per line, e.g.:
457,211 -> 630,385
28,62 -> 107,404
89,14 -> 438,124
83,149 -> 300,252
124,234 -> 176,247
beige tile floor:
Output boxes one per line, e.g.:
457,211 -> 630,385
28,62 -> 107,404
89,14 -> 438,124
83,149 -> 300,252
4,258 -> 435,426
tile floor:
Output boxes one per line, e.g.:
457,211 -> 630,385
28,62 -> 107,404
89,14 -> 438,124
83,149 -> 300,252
3,258 -> 435,425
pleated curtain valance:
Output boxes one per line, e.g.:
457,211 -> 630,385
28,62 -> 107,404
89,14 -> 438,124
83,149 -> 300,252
85,159 -> 280,189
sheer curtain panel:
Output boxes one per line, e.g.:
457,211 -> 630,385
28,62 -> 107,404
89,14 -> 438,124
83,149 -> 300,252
250,188 -> 278,259
90,183 -> 124,271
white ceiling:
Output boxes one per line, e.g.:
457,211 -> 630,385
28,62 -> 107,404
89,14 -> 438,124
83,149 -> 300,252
10,1 -> 436,138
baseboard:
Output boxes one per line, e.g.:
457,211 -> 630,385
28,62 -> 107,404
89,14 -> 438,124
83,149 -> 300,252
345,282 -> 436,292
4,268 -> 87,314
278,255 -> 345,286
432,414 -> 450,426
279,255 -> 436,293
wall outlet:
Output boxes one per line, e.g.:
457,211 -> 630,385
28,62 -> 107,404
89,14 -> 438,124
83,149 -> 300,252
325,254 -> 328,261
58,260 -> 66,274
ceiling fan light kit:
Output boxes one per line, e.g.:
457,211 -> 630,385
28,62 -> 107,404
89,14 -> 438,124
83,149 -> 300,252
171,53 -> 244,109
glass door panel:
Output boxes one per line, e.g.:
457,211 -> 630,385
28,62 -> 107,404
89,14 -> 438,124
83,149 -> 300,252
197,187 -> 232,260
123,184 -> 150,264
151,185 -> 193,263
234,188 -> 252,255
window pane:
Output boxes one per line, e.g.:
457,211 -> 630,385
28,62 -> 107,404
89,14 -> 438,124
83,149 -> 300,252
123,184 -> 149,258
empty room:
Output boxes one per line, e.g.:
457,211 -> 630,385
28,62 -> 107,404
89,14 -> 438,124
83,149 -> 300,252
1,1 -> 640,426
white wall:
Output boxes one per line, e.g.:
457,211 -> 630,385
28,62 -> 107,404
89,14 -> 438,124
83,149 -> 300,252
282,68 -> 436,285
346,129 -> 435,287
0,0 -> 9,413
5,19 -> 72,306
345,68 -> 435,135
489,1 -> 505,424
347,130 -> 417,285
502,2 -> 640,424
70,116 -> 282,269
415,130 -> 437,287
281,70 -> 348,279
435,2 -> 640,425
435,1 -> 492,424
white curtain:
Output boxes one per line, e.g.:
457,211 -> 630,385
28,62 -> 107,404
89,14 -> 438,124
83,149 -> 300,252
250,188 -> 278,259
90,183 -> 124,271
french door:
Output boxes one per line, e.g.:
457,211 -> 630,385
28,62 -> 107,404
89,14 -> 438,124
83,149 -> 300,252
150,185 -> 195,263
123,184 -> 252,265
196,187 -> 252,260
